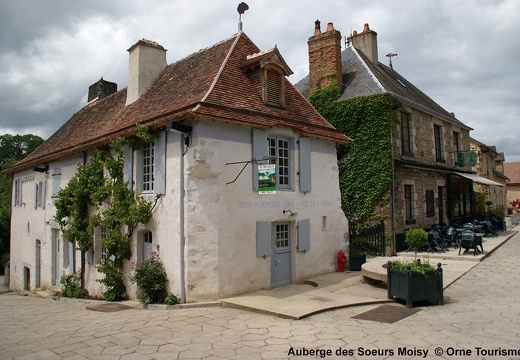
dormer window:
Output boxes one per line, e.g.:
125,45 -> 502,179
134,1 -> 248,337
243,47 -> 293,109
264,67 -> 284,107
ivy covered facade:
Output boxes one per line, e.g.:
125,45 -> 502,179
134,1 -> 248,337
296,21 -> 502,253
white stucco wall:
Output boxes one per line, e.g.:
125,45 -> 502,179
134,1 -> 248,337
9,119 -> 348,301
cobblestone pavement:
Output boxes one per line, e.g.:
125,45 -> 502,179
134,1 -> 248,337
0,232 -> 519,360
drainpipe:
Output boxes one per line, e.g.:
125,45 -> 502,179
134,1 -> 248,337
391,134 -> 396,256
179,132 -> 186,304
166,122 -> 192,304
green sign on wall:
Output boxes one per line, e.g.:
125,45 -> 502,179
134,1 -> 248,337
458,152 -> 477,167
258,164 -> 276,194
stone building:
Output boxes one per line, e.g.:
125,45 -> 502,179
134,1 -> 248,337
504,162 -> 520,207
469,137 -> 508,208
296,21 -> 493,252
5,31 -> 351,301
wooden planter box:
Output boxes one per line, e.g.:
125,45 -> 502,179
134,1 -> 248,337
387,261 -> 444,308
349,253 -> 366,271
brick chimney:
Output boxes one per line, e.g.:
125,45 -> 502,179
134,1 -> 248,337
87,77 -> 117,103
346,23 -> 378,64
307,20 -> 342,94
126,39 -> 167,106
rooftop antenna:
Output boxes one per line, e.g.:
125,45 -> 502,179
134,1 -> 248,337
237,2 -> 249,32
386,53 -> 397,69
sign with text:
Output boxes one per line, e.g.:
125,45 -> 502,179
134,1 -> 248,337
258,164 -> 276,194
458,152 -> 477,167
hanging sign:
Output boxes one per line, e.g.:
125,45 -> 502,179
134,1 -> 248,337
458,152 -> 477,167
258,164 -> 276,194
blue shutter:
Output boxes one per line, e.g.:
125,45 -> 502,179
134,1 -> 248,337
252,129 -> 268,191
154,131 -> 166,195
14,179 -> 18,206
34,183 -> 38,209
299,137 -> 312,193
41,181 -> 46,209
52,168 -> 61,203
256,221 -> 271,257
297,219 -> 311,252
122,144 -> 133,190
86,241 -> 93,265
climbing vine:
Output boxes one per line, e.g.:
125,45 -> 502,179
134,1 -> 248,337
54,126 -> 156,301
309,82 -> 397,228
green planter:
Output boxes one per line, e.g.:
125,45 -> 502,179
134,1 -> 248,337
387,261 -> 444,308
349,253 -> 366,271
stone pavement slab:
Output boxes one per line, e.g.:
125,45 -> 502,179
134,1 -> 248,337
1,230 -> 519,360
221,228 -> 517,319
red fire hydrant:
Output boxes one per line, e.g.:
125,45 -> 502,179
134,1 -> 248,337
337,251 -> 346,272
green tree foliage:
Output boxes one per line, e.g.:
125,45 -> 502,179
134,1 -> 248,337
309,83 -> 396,227
0,134 -> 45,273
54,131 -> 154,300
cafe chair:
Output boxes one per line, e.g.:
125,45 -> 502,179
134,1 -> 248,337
459,230 -> 479,256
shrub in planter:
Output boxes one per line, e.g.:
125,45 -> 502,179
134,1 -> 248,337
387,259 -> 443,308
404,228 -> 428,259
348,237 -> 367,271
131,254 -> 168,304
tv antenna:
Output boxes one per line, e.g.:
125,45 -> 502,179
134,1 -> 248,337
237,2 -> 249,31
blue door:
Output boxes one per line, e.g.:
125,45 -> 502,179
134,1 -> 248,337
271,222 -> 291,287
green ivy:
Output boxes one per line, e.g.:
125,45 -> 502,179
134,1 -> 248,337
54,126 -> 155,301
473,190 -> 486,217
309,83 -> 397,227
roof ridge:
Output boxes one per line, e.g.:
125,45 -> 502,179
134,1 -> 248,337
196,32 -> 243,108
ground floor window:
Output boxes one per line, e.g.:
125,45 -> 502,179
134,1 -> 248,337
405,185 -> 416,225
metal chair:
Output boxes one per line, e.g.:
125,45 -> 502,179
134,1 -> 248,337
459,230 -> 479,256
429,229 -> 448,252
443,226 -> 458,248
482,220 -> 499,237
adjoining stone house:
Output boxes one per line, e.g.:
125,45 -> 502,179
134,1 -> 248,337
295,21 -> 495,252
469,137 -> 508,209
5,31 -> 352,302
504,162 -> 520,208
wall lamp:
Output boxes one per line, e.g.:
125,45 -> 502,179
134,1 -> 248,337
283,210 -> 298,216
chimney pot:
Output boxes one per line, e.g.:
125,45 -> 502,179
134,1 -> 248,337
363,23 -> 370,33
314,20 -> 321,35
353,30 -> 358,36
326,22 -> 334,32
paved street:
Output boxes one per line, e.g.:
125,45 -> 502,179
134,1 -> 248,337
1,231 -> 519,360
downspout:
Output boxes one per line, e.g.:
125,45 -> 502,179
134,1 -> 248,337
391,134 -> 396,256
179,133 -> 186,304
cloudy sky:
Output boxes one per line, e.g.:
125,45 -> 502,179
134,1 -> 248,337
1,0 -> 519,161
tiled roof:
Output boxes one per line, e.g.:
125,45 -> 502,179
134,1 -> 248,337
8,32 -> 350,173
295,46 -> 472,131
504,162 -> 520,184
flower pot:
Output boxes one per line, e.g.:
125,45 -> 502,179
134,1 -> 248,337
387,261 -> 443,308
349,253 -> 366,271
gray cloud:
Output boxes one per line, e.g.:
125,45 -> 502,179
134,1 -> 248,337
1,0 -> 519,161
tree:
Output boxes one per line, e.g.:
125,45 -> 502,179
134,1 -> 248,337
54,128 -> 155,300
0,134 -> 45,274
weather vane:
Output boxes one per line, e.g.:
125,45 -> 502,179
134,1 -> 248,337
237,2 -> 249,31
386,52 -> 397,69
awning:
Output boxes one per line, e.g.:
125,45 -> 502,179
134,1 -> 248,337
454,172 -> 505,187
